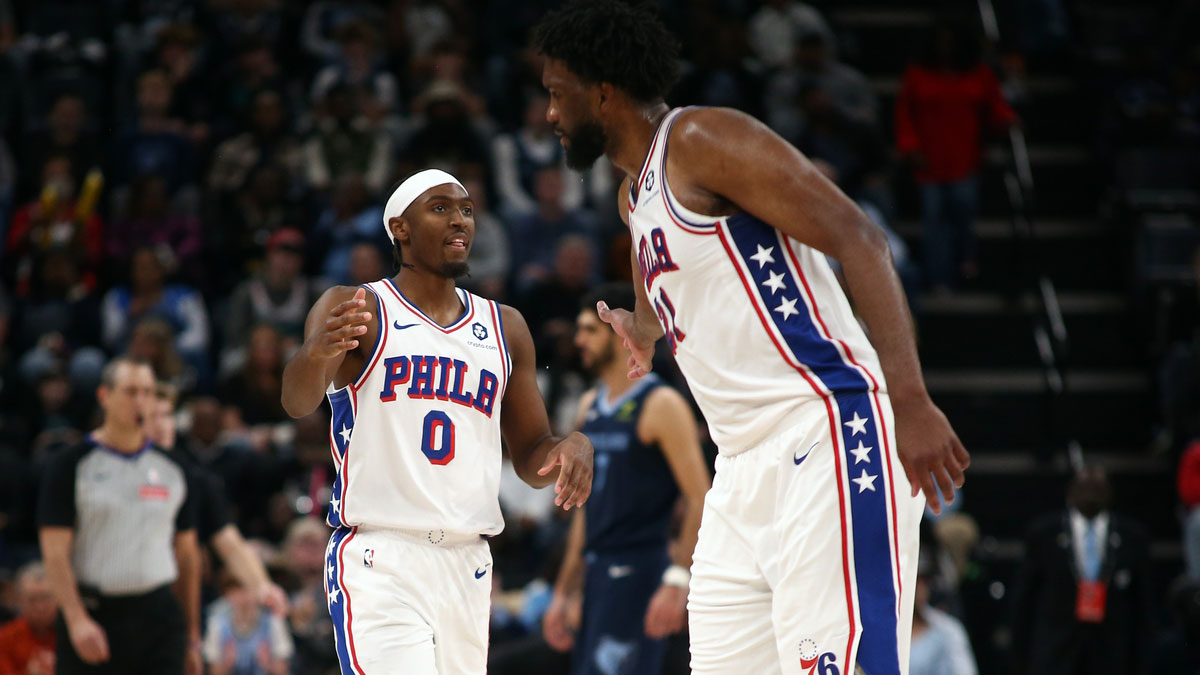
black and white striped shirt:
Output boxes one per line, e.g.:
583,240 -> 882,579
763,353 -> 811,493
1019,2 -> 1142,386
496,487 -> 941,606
38,436 -> 195,595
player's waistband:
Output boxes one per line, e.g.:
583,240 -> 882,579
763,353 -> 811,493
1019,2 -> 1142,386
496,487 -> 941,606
350,525 -> 489,548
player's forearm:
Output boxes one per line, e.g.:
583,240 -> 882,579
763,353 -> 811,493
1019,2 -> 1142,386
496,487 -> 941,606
554,512 -> 588,596
281,344 -> 335,417
838,225 -> 929,402
673,500 -> 704,569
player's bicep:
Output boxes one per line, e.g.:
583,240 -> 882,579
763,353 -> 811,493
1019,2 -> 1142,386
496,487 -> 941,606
642,388 -> 710,501
675,108 -> 878,260
498,305 -> 555,453
616,175 -> 631,227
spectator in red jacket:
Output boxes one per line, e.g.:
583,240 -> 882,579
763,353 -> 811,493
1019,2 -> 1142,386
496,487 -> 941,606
1180,439 -> 1200,579
895,21 -> 1018,291
0,562 -> 56,675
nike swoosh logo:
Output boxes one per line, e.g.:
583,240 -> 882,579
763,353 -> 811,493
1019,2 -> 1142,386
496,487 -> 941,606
394,321 -> 419,330
474,567 -> 488,579
794,442 -> 819,466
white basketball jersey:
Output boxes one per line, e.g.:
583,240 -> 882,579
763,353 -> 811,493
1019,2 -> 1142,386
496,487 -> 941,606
627,107 -> 887,455
325,279 -> 511,535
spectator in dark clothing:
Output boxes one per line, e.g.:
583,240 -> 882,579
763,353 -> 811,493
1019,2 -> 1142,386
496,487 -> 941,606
106,173 -> 203,284
506,167 -> 601,293
765,30 -> 877,140
673,19 -> 764,118
309,19 -> 398,125
18,93 -> 101,203
309,173 -> 386,286
895,23 -> 1018,291
218,164 -> 309,285
210,35 -> 288,142
222,227 -> 324,368
303,82 -> 392,196
150,22 -> 213,149
518,235 -> 595,369
219,322 -> 289,428
110,68 -> 197,197
1010,466 -> 1153,675
790,84 -> 892,216
400,79 -> 491,181
207,89 -> 305,202
1148,576 -> 1200,673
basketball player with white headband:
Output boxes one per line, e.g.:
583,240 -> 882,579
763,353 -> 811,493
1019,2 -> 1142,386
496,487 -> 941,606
282,169 -> 594,674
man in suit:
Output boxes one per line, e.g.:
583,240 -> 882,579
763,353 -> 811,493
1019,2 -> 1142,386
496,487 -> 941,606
1010,466 -> 1153,675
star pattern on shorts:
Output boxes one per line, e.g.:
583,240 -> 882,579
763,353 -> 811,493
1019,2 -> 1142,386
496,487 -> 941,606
850,441 -> 872,464
852,469 -> 878,494
844,411 -> 869,436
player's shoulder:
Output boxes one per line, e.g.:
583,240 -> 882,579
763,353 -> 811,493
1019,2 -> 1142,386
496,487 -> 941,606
494,303 -> 530,333
670,106 -> 765,146
641,378 -> 689,416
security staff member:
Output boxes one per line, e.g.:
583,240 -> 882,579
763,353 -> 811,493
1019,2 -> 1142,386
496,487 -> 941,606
38,357 -> 202,674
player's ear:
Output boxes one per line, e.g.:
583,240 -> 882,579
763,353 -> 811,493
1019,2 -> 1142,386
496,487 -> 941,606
390,216 -> 410,245
596,82 -> 614,111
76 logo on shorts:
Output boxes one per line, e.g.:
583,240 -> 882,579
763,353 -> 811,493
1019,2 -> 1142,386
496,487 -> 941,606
798,639 -> 839,675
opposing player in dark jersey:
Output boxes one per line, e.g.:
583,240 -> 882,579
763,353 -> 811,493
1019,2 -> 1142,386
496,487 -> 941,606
543,284 -> 710,675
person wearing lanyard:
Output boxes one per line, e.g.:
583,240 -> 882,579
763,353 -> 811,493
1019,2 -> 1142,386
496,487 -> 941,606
37,357 -> 203,674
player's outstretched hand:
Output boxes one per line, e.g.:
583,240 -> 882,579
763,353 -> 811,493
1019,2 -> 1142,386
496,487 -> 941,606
537,432 -> 593,510
308,287 -> 372,360
892,396 -> 969,515
596,301 -> 655,379
644,585 -> 687,639
542,592 -> 580,652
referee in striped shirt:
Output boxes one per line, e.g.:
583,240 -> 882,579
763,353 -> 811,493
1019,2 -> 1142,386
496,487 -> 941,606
37,357 -> 202,674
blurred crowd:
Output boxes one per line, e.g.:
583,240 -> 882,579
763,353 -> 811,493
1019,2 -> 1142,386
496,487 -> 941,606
0,0 -> 1197,674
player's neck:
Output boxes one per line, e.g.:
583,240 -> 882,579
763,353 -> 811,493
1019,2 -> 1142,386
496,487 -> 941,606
607,102 -> 671,178
93,423 -> 147,454
391,270 -> 463,326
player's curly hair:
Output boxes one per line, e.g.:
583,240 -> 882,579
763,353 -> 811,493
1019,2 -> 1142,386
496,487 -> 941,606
533,0 -> 680,103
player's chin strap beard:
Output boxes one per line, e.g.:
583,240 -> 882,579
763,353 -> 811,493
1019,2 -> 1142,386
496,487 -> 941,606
392,241 -> 471,279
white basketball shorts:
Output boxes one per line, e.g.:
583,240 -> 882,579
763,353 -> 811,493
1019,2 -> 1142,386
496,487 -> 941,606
325,526 -> 493,674
688,391 -> 925,675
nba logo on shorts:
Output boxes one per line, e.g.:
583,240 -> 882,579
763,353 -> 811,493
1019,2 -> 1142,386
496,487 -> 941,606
363,548 -> 375,568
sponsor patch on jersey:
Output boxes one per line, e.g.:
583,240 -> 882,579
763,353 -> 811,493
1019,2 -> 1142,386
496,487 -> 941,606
471,322 -> 489,340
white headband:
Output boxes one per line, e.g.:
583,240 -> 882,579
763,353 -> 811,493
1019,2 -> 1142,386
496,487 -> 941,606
382,169 -> 467,244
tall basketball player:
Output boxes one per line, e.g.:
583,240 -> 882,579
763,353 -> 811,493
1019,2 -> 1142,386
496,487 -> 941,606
535,3 -> 970,674
281,169 -> 593,675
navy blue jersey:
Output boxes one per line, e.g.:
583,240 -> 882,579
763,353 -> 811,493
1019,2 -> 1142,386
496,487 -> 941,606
579,375 -> 679,554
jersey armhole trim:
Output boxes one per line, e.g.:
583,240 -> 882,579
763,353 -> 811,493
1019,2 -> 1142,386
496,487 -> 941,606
659,107 -> 721,235
491,301 -> 512,397
350,284 -> 388,391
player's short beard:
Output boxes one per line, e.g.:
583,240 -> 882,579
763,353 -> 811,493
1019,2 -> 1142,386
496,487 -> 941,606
441,261 -> 470,279
585,338 -> 617,375
564,118 -> 608,170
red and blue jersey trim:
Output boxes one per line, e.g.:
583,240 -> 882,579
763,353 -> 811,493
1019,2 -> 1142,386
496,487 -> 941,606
351,284 -> 388,392
490,301 -> 511,400
381,278 -> 475,333
326,526 -> 364,674
718,211 -> 903,674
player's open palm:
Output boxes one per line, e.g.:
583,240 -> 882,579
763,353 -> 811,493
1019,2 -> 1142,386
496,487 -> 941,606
596,301 -> 655,379
644,584 -> 687,639
893,397 -> 969,515
543,592 -> 580,652
538,432 -> 594,510
308,287 -> 372,360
